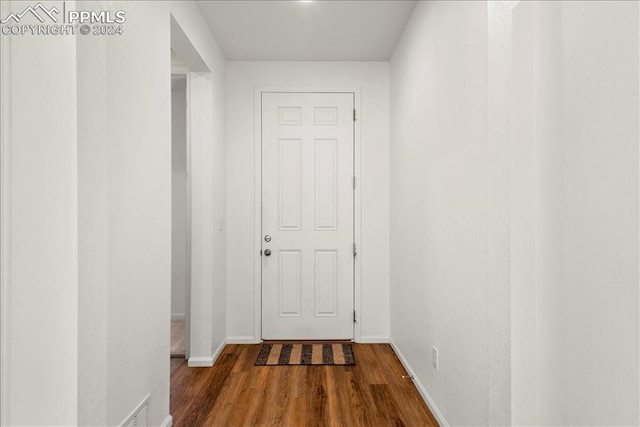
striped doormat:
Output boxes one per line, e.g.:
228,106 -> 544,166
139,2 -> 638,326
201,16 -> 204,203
255,343 -> 355,366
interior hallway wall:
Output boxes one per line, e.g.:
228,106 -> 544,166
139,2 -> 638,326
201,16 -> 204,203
560,3 -> 639,422
92,2 -> 225,423
77,4 -> 108,423
3,1 -> 227,425
511,2 -> 640,424
225,61 -> 390,342
390,2 -> 499,425
390,1 -> 640,425
81,1 -> 227,423
2,1 -> 79,424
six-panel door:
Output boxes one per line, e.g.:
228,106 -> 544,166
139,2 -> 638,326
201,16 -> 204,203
261,92 -> 355,340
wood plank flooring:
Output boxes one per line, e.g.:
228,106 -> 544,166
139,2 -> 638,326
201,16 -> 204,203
170,343 -> 438,426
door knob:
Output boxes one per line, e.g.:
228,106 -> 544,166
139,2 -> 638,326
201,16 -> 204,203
264,249 -> 272,256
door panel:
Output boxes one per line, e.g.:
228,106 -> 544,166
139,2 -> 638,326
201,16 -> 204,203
262,92 -> 354,340
278,139 -> 302,230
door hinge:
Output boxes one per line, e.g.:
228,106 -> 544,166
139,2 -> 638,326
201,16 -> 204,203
353,109 -> 356,122
353,243 -> 357,257
352,176 -> 356,189
353,310 -> 357,323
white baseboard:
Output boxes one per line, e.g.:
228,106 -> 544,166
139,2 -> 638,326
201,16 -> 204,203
161,415 -> 173,427
187,356 -> 214,367
171,313 -> 185,321
226,336 -> 257,344
389,339 -> 449,427
357,336 -> 389,344
211,338 -> 227,364
187,339 -> 228,367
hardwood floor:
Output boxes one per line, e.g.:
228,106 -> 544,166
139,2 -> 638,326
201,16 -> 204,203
170,343 -> 438,426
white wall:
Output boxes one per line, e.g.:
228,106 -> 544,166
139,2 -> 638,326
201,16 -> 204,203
97,2 -> 226,423
390,1 -> 640,425
487,2 -> 518,424
187,69 -> 227,365
2,1 -> 226,425
511,2 -> 640,425
170,5 -> 227,370
562,3 -> 638,422
511,2 -> 565,424
225,61 -> 390,342
171,81 -> 188,319
2,2 -> 79,424
390,2 -> 502,425
102,5 -> 172,423
77,3 -> 108,423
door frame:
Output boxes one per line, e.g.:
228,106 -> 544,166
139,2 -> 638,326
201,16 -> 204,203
253,86 -> 363,343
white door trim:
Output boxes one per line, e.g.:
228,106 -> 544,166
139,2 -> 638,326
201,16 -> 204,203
253,85 -> 363,343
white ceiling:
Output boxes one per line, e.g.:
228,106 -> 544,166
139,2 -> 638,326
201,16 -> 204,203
196,0 -> 416,61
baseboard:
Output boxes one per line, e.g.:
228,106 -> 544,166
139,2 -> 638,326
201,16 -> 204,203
357,336 -> 389,344
187,356 -> 213,367
161,415 -> 173,427
171,313 -> 185,321
389,339 -> 449,427
211,338 -> 227,364
226,336 -> 257,344
187,339 -> 227,368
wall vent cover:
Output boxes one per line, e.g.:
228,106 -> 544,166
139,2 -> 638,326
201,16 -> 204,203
122,394 -> 150,427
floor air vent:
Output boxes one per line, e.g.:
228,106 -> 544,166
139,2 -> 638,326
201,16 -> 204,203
122,394 -> 150,427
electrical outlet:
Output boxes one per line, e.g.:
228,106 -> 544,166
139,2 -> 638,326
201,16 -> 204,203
432,346 -> 439,370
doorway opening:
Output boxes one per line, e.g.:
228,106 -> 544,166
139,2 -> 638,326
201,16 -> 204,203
169,13 -> 216,367
171,70 -> 189,358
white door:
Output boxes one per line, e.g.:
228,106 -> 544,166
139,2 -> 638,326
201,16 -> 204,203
261,92 -> 355,340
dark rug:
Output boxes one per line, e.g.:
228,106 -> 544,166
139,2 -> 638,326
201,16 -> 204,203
255,343 -> 355,366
